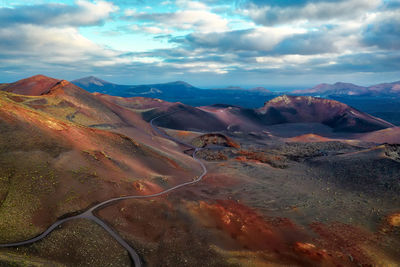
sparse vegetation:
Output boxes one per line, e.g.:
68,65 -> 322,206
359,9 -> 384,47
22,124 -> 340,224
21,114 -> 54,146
0,76 -> 399,266
235,149 -> 287,168
192,133 -> 240,148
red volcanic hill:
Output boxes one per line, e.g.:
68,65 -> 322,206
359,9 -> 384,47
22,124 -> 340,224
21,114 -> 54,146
0,75 -> 198,182
0,74 -> 94,99
0,74 -> 60,95
199,104 -> 266,132
0,85 -> 201,247
94,93 -> 228,131
197,96 -> 394,133
0,75 -> 153,132
1,74 -> 104,98
1,74 -> 220,132
257,95 -> 394,133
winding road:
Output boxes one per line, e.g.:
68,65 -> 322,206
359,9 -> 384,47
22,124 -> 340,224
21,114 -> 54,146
0,112 -> 208,267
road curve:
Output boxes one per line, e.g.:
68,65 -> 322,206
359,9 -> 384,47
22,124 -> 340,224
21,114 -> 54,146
0,112 -> 207,267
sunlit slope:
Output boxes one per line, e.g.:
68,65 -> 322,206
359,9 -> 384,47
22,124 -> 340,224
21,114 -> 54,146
0,90 -> 197,244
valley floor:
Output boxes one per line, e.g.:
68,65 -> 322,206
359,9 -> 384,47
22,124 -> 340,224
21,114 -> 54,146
1,126 -> 400,266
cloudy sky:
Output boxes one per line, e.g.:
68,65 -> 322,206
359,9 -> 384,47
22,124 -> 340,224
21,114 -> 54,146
0,0 -> 399,88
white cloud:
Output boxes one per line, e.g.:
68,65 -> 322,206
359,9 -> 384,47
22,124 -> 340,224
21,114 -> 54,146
168,61 -> 230,74
175,0 -> 209,10
247,0 -> 381,26
0,0 -> 398,85
182,26 -> 305,52
0,0 -> 118,27
0,24 -> 119,67
164,10 -> 228,32
130,25 -> 172,34
62,0 -> 118,26
125,2 -> 228,33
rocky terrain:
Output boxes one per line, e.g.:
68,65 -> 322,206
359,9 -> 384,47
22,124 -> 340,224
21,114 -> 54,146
0,75 -> 399,266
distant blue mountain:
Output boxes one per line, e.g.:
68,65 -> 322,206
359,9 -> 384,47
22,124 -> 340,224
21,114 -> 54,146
292,81 -> 400,97
72,76 -> 276,108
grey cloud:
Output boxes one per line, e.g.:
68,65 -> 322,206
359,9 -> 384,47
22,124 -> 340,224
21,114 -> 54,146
363,17 -> 400,50
0,24 -> 119,71
239,0 -> 338,7
0,1 -> 116,27
246,0 -> 380,25
317,52 -> 400,73
172,27 -> 338,55
0,0 -> 398,87
271,31 -> 338,55
174,29 -> 284,52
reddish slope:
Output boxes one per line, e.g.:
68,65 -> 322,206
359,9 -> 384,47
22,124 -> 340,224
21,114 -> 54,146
93,94 -> 170,110
0,76 -> 199,174
359,127 -> 400,144
94,95 -> 230,132
199,104 -> 265,132
0,76 -> 200,191
93,94 -> 223,131
286,134 -> 333,143
0,75 -> 60,96
3,76 -> 393,136
138,101 -> 228,131
1,76 -> 153,134
0,91 -> 199,244
257,95 -> 394,133
0,92 -> 195,186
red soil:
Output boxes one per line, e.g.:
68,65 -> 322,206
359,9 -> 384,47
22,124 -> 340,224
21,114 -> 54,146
200,105 -> 264,132
201,173 -> 241,188
1,75 -> 60,96
235,150 -> 285,167
287,133 -> 333,143
387,212 -> 400,227
293,242 -> 331,263
95,94 -> 169,110
191,200 -> 352,266
195,200 -> 306,251
193,133 -> 240,148
176,130 -> 191,137
360,127 -> 400,144
0,94 -> 195,184
191,200 -> 392,265
310,222 -> 377,266
131,180 -> 163,195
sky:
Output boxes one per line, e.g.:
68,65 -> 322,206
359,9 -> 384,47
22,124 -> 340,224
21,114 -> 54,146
0,0 -> 399,88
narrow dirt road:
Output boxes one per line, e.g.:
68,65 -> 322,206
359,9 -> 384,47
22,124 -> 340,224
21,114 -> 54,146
0,112 -> 207,267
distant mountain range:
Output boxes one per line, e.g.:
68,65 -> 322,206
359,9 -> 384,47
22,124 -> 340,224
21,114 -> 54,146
73,76 -> 272,97
292,81 -> 400,97
73,76 -> 199,97
2,75 -> 399,126
73,76 -> 400,99
1,75 -> 394,134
